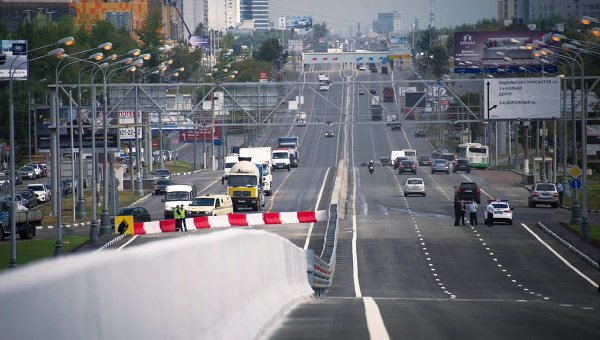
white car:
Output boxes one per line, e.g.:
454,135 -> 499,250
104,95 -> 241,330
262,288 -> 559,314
489,199 -> 513,225
27,183 -> 51,203
359,64 -> 366,71
403,178 -> 426,197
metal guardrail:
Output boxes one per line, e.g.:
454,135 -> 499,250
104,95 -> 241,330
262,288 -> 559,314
307,203 -> 339,294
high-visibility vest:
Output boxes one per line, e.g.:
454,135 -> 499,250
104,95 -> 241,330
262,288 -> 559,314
174,208 -> 181,220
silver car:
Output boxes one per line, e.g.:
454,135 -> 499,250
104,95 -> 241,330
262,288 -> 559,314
403,178 -> 426,197
18,166 -> 36,180
431,159 -> 450,174
528,183 -> 559,208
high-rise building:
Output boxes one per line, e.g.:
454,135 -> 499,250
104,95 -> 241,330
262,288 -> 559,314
372,11 -> 402,34
207,0 -> 240,31
181,0 -> 208,36
240,0 -> 269,30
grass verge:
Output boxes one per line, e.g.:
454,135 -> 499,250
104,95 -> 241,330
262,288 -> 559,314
561,173 -> 600,211
0,236 -> 89,271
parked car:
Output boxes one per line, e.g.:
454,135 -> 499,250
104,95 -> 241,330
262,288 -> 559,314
398,160 -> 417,174
454,181 -> 481,204
431,159 -> 450,174
16,189 -> 38,208
0,171 -> 22,186
152,168 -> 172,180
25,163 -> 42,178
154,178 -> 174,195
61,179 -> 73,196
27,183 -> 51,203
453,159 -> 471,173
488,199 -> 513,225
528,183 -> 559,208
403,178 -> 426,197
18,166 -> 36,180
418,155 -> 432,166
117,206 -> 152,222
35,163 -> 48,177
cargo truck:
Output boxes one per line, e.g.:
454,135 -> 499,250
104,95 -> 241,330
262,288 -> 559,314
383,86 -> 395,102
0,201 -> 42,240
227,161 -> 264,211
239,147 -> 273,196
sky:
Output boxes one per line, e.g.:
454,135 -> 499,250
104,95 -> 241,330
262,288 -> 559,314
269,0 -> 498,35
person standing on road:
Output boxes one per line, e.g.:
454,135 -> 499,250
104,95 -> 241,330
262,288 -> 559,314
454,199 -> 465,226
174,204 -> 183,232
180,204 -> 188,231
485,201 -> 495,227
556,181 -> 564,206
466,200 -> 478,226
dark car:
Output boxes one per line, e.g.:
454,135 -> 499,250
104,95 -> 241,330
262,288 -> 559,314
431,159 -> 450,174
117,206 -> 152,222
61,179 -> 73,196
399,160 -> 417,174
454,181 -> 481,204
453,159 -> 471,173
418,155 -> 432,166
152,168 -> 172,180
154,178 -> 174,195
380,157 -> 391,166
369,88 -> 376,94
389,123 -> 402,131
414,130 -> 426,137
393,157 -> 408,169
16,189 -> 37,208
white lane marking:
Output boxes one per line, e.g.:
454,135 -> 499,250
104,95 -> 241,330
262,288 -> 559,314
351,129 -> 362,298
520,223 -> 599,288
117,235 -> 138,250
364,297 -> 391,340
266,169 -> 295,212
304,167 -> 330,250
199,178 -> 221,194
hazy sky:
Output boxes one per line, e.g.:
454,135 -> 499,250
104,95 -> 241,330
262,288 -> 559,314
270,0 -> 498,34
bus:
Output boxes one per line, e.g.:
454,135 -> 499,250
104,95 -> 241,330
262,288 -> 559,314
432,149 -> 456,164
457,143 -> 489,169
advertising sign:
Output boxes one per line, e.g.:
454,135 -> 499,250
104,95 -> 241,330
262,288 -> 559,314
189,35 -> 209,47
0,40 -> 28,79
405,92 -> 427,108
454,31 -> 554,71
279,16 -> 313,30
179,126 -> 221,143
119,111 -> 143,141
483,77 -> 561,120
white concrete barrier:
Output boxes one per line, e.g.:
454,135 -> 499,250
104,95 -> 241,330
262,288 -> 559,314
0,229 -> 313,340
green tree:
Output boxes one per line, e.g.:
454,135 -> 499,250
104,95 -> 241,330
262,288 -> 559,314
254,37 -> 282,63
134,9 -> 164,50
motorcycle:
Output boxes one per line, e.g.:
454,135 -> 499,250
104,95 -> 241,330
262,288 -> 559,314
368,164 -> 374,174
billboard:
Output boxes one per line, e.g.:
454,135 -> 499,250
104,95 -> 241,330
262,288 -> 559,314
454,31 -> 554,71
278,16 -> 313,29
189,35 -> 209,47
405,92 -> 427,108
0,40 -> 28,80
483,77 -> 561,120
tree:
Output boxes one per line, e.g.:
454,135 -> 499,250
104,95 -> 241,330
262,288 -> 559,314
134,9 -> 164,50
254,37 -> 282,63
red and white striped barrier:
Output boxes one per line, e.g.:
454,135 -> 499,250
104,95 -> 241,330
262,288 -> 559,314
126,210 -> 328,235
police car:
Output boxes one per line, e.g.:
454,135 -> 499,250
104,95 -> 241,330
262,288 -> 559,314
488,199 -> 514,225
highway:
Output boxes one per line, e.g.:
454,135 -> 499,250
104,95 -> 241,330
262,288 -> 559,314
12,63 -> 599,338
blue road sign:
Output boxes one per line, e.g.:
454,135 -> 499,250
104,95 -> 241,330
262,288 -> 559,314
571,178 -> 582,190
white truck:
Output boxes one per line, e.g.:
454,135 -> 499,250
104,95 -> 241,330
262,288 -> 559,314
239,147 -> 273,196
276,136 -> 300,168
223,154 -> 239,179
272,148 -> 291,171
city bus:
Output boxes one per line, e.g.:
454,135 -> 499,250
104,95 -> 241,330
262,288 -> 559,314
457,143 -> 489,169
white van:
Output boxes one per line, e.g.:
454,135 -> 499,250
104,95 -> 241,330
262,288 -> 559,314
187,195 -> 233,217
163,184 -> 197,219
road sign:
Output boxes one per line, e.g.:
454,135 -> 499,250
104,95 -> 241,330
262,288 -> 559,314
570,166 -> 581,178
571,178 -> 582,190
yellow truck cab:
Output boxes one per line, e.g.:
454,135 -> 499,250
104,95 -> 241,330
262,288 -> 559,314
187,195 -> 233,217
